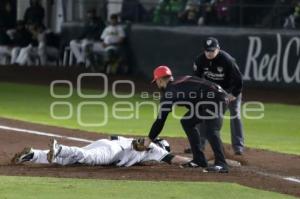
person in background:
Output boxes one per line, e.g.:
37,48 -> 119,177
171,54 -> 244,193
121,0 -> 147,22
178,0 -> 201,25
153,0 -> 187,25
12,23 -> 39,66
0,0 -> 16,29
100,14 -> 126,74
213,0 -> 236,25
0,25 -> 13,65
69,9 -> 105,66
24,0 -> 45,26
198,0 -> 216,25
193,37 -> 244,155
284,1 -> 300,29
27,24 -> 60,66
6,21 -> 34,65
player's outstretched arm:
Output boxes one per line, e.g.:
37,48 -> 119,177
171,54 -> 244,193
161,153 -> 192,165
170,155 -> 191,165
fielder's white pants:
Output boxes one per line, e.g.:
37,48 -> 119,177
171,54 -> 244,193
10,47 -> 20,64
13,45 -> 36,65
38,42 -> 59,65
70,39 -> 104,64
30,149 -> 78,165
0,46 -> 11,65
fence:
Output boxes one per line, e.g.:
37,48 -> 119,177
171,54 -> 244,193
63,0 -> 297,29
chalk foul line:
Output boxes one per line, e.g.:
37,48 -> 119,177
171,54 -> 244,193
0,125 -> 93,143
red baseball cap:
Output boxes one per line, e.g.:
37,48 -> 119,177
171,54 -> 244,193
152,65 -> 173,83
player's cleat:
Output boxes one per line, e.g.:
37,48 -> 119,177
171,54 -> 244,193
180,161 -> 202,168
47,138 -> 62,163
204,165 -> 229,173
11,147 -> 34,164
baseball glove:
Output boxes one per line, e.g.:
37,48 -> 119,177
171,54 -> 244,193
132,138 -> 148,151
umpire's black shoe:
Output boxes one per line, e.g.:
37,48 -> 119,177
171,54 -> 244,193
204,165 -> 229,173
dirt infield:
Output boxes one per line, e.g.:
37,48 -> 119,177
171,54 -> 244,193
0,118 -> 299,197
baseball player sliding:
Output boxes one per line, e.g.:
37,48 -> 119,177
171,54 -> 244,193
11,136 -> 191,167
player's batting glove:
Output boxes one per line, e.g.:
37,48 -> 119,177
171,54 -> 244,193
132,138 -> 148,151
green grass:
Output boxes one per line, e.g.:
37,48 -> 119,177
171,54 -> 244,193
0,176 -> 296,199
0,82 -> 299,154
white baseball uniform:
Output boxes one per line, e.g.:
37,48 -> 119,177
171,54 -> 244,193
70,39 -> 105,65
0,46 -> 11,64
29,137 -> 169,167
101,25 -> 125,46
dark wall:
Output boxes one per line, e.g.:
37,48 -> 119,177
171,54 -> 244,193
129,25 -> 300,89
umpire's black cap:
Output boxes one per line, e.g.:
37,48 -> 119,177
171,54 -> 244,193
204,37 -> 220,51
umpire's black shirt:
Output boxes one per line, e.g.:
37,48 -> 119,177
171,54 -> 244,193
193,50 -> 243,97
148,76 -> 228,140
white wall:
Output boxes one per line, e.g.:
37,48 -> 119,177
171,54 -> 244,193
17,0 -> 30,20
17,0 -> 47,24
107,0 -> 123,18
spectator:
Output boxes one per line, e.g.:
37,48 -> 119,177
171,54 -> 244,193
100,14 -> 126,74
6,21 -> 34,65
0,25 -> 13,65
284,1 -> 300,29
294,2 -> 300,27
12,23 -> 39,66
24,0 -> 45,26
69,9 -> 105,66
213,0 -> 236,25
180,9 -> 199,25
153,0 -> 187,25
0,1 -> 16,29
199,0 -> 217,25
178,0 -> 201,25
80,9 -> 105,41
31,25 -> 60,66
121,0 -> 147,22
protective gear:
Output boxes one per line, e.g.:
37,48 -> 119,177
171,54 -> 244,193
132,138 -> 148,151
152,65 -> 172,82
154,138 -> 171,152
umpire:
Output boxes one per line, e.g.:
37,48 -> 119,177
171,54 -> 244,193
145,65 -> 229,173
193,37 -> 244,155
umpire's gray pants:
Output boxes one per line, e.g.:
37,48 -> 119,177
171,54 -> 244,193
228,94 -> 244,152
198,94 -> 244,152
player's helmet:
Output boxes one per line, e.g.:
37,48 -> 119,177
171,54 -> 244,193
152,65 -> 172,83
154,138 -> 171,152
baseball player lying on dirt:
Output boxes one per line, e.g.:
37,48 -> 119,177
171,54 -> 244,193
11,136 -> 191,167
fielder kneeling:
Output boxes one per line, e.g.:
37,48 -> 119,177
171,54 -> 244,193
12,136 -> 191,167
